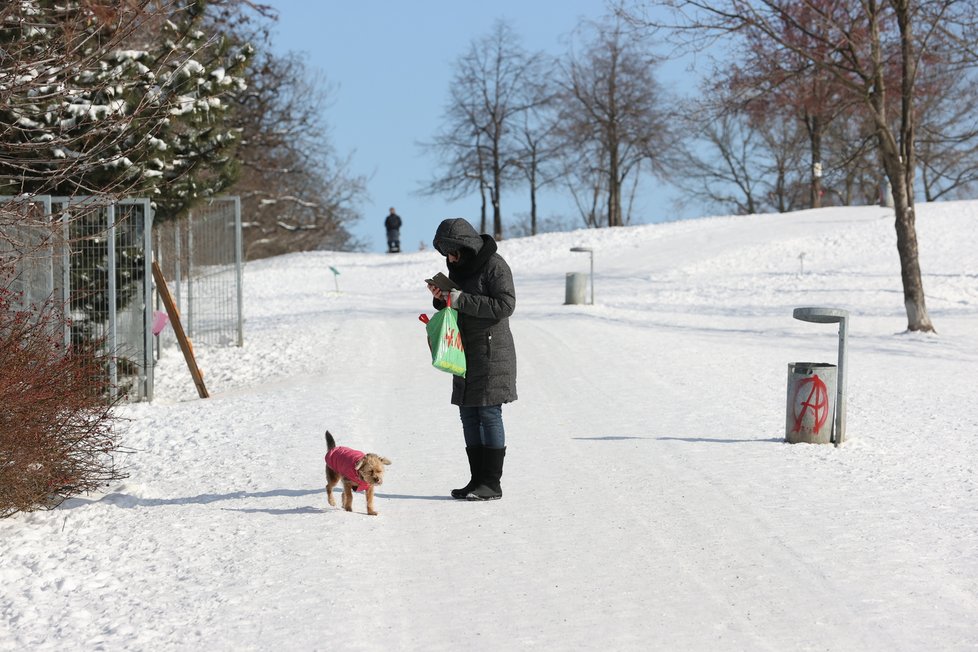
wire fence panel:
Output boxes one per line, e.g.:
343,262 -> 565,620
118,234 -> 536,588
154,197 -> 243,348
1,196 -> 154,401
0,196 -> 59,314
55,198 -> 154,401
116,201 -> 155,401
4,194 -> 241,401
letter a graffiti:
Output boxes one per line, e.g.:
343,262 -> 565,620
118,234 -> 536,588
791,374 -> 830,434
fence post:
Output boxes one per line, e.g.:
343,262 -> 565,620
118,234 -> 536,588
60,205 -> 70,349
141,199 -> 154,401
173,220 -> 182,314
187,211 -> 194,339
107,204 -> 118,400
233,196 -> 244,346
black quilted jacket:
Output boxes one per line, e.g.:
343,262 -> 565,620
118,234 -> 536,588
432,218 -> 518,407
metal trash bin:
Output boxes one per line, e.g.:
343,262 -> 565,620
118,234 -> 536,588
564,272 -> 587,305
786,362 -> 837,444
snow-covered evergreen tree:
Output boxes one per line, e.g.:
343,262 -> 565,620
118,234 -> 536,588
144,0 -> 253,222
0,0 -> 251,222
1,0 -> 255,377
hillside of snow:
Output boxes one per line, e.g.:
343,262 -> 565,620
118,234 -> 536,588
2,202 -> 977,651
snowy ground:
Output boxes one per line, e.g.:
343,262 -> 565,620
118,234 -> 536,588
2,201 -> 977,651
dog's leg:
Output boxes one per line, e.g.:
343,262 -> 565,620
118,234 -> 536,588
366,486 -> 378,516
342,482 -> 353,512
326,468 -> 339,507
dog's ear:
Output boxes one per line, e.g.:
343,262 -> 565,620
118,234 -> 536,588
379,457 -> 391,466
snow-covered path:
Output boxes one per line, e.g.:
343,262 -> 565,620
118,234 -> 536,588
2,203 -> 977,650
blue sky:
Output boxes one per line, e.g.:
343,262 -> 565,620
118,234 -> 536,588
264,1 -> 696,252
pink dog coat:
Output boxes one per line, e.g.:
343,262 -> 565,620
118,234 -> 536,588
325,446 -> 368,492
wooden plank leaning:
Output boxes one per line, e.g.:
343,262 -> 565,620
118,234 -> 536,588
151,260 -> 209,398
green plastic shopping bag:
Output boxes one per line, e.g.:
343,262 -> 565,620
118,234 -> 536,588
419,298 -> 466,377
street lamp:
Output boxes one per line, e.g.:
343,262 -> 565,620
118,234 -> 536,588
570,246 -> 594,304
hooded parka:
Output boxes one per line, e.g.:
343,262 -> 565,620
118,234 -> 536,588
432,218 -> 517,407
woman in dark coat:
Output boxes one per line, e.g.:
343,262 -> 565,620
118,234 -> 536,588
428,218 -> 517,501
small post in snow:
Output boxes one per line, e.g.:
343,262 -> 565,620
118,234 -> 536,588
569,246 -> 594,305
329,266 -> 340,293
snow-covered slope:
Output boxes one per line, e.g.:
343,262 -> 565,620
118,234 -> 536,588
2,202 -> 976,650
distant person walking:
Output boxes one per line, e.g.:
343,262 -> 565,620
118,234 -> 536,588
385,207 -> 402,253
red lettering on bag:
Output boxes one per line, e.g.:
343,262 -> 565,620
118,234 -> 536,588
443,328 -> 464,351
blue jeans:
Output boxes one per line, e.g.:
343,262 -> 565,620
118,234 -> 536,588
459,405 -> 505,448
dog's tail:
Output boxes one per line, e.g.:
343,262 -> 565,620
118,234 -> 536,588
325,430 -> 337,451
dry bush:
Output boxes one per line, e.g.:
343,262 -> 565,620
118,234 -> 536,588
0,286 -> 128,518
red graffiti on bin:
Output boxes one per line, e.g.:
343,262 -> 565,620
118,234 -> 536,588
791,374 -> 830,434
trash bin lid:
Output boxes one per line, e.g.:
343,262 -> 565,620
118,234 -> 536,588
793,306 -> 849,323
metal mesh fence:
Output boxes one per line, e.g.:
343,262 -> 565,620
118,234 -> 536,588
0,196 -> 61,315
153,197 -> 243,348
1,196 -> 153,401
3,195 -> 241,401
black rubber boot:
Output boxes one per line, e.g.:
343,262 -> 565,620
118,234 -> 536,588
451,447 -> 481,499
466,447 -> 505,501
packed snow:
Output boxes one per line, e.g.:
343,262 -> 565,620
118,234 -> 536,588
2,202 -> 977,651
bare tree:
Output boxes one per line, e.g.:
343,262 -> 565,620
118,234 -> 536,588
419,117 -> 492,232
760,115 -> 811,212
509,85 -> 563,235
665,73 -> 819,216
557,16 -> 670,227
565,158 -> 607,228
666,102 -> 771,215
229,49 -> 366,258
915,63 -> 978,201
822,111 -> 883,206
162,0 -> 366,257
421,20 -> 548,239
720,4 -> 861,210
621,0 -> 978,332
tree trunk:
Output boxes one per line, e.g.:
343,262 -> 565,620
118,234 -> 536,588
887,168 -> 934,332
892,0 -> 934,333
874,95 -> 933,332
608,142 -> 622,227
530,180 -> 538,236
479,185 -> 487,234
869,0 -> 934,333
492,167 -> 503,240
492,190 -> 502,239
807,113 -> 823,209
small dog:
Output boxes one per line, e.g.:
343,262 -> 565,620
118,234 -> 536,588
324,431 -> 391,516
